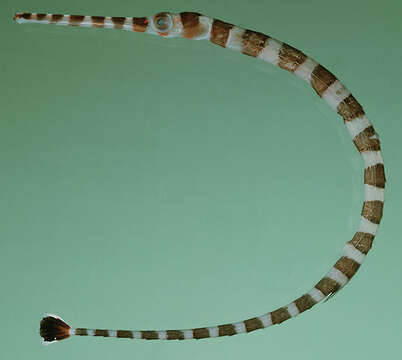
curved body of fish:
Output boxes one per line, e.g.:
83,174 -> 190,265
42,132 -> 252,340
14,11 -> 385,344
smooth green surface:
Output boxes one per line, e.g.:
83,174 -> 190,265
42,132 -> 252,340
1,0 -> 401,359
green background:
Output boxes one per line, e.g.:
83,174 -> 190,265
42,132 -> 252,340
1,0 -> 401,359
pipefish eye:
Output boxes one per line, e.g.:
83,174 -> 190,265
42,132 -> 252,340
153,12 -> 173,32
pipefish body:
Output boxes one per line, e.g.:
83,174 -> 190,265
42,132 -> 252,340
13,10 -> 385,345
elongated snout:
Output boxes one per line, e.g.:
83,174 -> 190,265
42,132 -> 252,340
13,12 -> 150,33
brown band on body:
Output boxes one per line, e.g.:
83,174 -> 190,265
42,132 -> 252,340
94,329 -> 109,337
36,14 -> 47,21
69,15 -> 85,26
116,330 -> 134,338
50,14 -> 64,23
75,328 -> 88,336
166,330 -> 185,340
353,126 -> 380,152
294,294 -> 317,312
141,331 -> 159,340
337,94 -> 365,122
210,19 -> 233,47
218,323 -> 237,336
133,17 -> 148,32
193,327 -> 210,339
180,12 -> 204,39
315,277 -> 341,296
91,16 -> 105,28
362,200 -> 384,224
334,257 -> 361,279
348,232 -> 375,254
21,13 -> 32,20
364,164 -> 386,188
311,65 -> 337,97
241,30 -> 270,57
278,43 -> 307,72
112,17 -> 126,28
271,307 -> 291,324
356,137 -> 380,152
244,317 -> 264,332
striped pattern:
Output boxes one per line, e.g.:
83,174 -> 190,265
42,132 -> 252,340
15,10 -> 385,343
13,13 -> 149,32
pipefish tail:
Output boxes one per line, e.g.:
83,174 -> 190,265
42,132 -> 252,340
14,10 -> 385,344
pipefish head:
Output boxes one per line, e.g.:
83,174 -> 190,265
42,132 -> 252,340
13,11 -> 212,40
